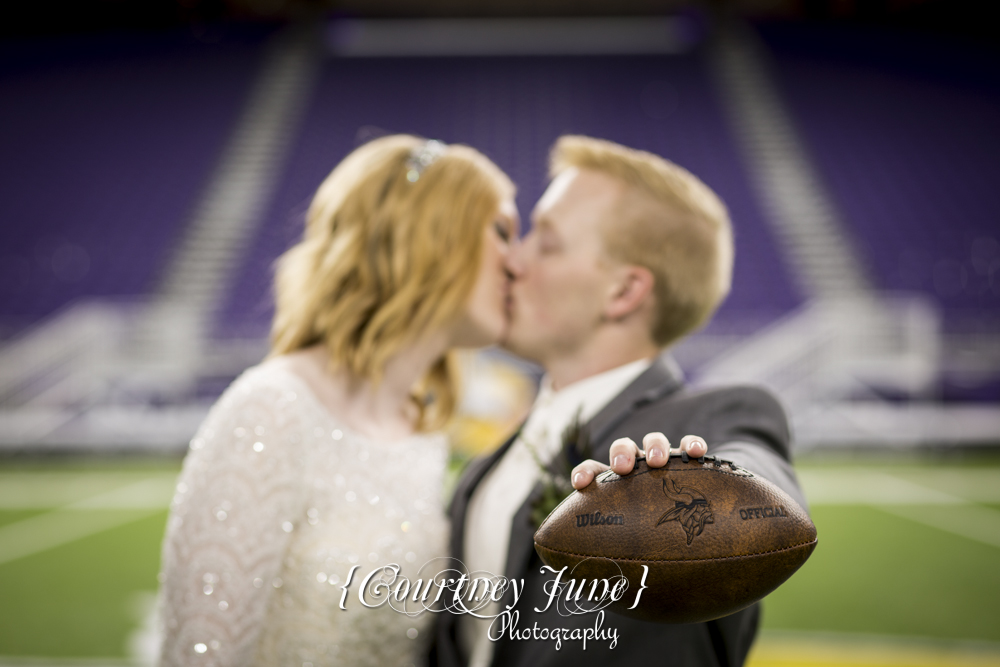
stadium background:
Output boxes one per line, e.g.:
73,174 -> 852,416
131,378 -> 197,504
1,0 -> 998,664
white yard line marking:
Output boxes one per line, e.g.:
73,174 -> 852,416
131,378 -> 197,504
0,659 -> 131,666
68,477 -> 176,510
886,468 -> 1000,504
799,470 -> 967,506
0,478 -> 174,567
0,508 -> 160,567
798,468 -> 1000,550
0,472 -> 178,509
752,629 -> 1000,667
876,504 -> 1000,551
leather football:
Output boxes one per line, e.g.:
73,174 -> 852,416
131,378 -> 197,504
533,453 -> 817,624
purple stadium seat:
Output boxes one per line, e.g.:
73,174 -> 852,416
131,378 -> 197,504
757,22 -> 1000,331
0,26 -> 271,332
217,53 -> 803,339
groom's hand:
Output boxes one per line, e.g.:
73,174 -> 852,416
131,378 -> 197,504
570,433 -> 708,490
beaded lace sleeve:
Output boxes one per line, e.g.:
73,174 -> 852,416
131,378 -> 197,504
158,372 -> 306,665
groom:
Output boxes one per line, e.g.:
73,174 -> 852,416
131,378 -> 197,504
431,136 -> 807,667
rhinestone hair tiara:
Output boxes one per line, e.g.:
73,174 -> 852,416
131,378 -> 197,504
405,140 -> 447,183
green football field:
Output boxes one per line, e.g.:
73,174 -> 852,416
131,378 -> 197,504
1,453 -> 998,664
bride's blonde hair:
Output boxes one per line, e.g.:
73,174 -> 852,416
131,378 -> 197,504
270,135 -> 513,430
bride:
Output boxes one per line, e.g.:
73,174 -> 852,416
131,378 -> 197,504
157,135 -> 517,666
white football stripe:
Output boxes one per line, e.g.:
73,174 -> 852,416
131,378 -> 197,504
798,468 -> 1000,550
0,475 -> 176,567
799,468 -> 1000,505
0,507 -> 161,567
68,477 -> 177,510
754,628 -> 1000,666
876,504 -> 1000,551
0,472 -> 178,509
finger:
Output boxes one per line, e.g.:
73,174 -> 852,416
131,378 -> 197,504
679,434 -> 708,458
571,460 -> 609,489
642,432 -> 671,468
608,437 -> 641,475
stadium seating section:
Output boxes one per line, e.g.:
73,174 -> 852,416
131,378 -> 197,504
218,52 -> 802,339
2,21 -> 998,393
0,26 -> 271,330
758,22 -> 1000,327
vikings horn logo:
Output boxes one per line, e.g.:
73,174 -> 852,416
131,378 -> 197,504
656,478 -> 714,545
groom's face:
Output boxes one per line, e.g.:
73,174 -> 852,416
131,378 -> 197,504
502,167 -> 624,365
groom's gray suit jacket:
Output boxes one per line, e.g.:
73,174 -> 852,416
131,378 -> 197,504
431,356 -> 806,667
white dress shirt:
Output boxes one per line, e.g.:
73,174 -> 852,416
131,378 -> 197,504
459,357 -> 653,667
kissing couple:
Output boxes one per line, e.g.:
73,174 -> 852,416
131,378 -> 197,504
157,134 -> 806,667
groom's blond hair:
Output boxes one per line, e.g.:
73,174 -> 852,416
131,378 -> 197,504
270,134 -> 513,429
551,136 -> 733,347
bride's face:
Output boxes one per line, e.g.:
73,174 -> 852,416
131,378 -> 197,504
450,198 -> 519,348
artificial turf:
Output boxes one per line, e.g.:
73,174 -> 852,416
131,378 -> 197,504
0,457 -> 998,658
760,504 -> 1000,642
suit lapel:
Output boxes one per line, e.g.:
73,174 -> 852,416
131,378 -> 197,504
503,479 -> 545,582
437,432 -> 522,667
502,355 -> 685,582
587,354 -> 684,456
449,428 -> 521,563
440,357 -> 686,666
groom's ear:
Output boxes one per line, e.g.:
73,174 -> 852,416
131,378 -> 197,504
604,264 -> 655,321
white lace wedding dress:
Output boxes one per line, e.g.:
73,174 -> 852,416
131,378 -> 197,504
157,362 -> 450,666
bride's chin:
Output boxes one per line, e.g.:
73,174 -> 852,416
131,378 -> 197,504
450,317 -> 506,350
474,323 -> 507,350
493,322 -> 511,348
